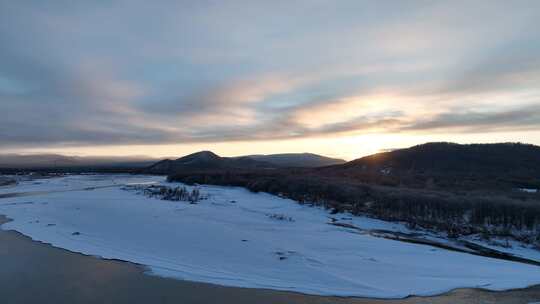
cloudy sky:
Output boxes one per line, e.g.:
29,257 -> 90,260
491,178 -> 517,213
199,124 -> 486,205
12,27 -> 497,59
1,1 -> 539,160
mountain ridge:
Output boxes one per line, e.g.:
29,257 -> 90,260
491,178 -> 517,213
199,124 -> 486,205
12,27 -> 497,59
0,153 -> 157,169
146,151 -> 273,174
146,151 -> 346,174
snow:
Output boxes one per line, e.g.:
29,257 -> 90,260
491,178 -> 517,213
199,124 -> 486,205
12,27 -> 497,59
0,174 -> 539,298
519,188 -> 538,193
460,235 -> 540,262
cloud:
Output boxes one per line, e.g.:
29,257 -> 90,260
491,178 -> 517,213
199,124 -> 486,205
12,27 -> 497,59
0,1 -> 540,150
406,104 -> 540,133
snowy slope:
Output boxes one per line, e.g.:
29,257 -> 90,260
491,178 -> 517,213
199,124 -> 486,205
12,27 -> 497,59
0,174 -> 538,298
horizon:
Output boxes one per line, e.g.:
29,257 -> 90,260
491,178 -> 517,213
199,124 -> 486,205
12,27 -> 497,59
2,1 -> 540,161
1,140 -> 538,163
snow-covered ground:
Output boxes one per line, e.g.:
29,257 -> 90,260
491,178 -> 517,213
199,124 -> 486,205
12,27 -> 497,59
0,174 -> 538,298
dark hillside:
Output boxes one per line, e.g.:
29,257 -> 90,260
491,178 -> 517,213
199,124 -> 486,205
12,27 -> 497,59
146,151 -> 273,174
318,143 -> 540,190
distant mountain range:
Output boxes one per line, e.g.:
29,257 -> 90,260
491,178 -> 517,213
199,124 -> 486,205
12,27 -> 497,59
146,151 -> 346,174
4,142 -> 540,191
0,151 -> 346,172
0,154 -> 157,169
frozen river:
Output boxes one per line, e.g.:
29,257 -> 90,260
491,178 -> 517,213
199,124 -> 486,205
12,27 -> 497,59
0,174 -> 539,298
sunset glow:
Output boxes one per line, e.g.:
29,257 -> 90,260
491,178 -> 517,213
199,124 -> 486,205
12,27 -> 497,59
1,1 -> 539,160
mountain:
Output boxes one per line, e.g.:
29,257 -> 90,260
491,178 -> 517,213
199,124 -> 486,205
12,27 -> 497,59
146,151 -> 346,174
0,154 -> 156,169
146,151 -> 273,174
244,153 -> 345,168
318,142 -> 540,190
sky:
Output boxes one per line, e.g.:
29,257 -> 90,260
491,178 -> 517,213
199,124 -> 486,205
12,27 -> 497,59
1,1 -> 539,160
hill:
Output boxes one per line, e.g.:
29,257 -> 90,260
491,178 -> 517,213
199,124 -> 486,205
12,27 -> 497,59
318,142 -> 540,190
146,151 -> 273,174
